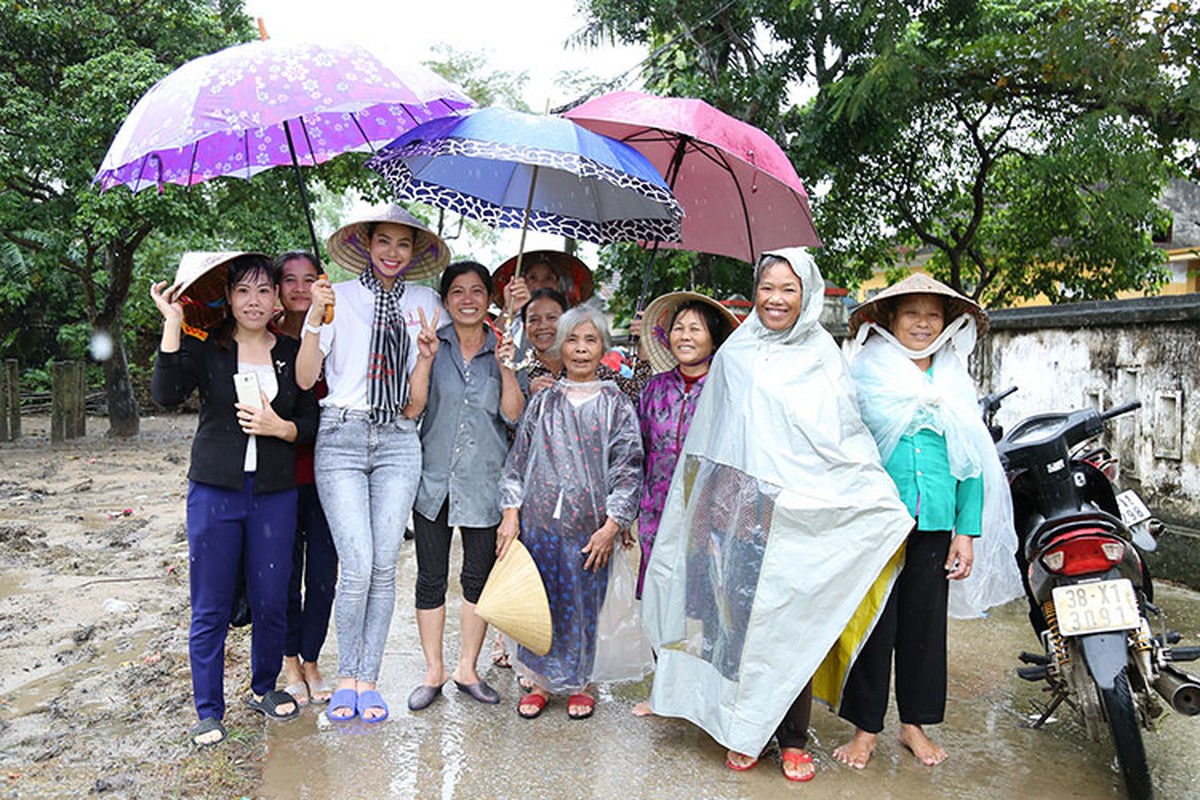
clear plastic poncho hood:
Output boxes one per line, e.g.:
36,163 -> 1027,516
642,248 -> 915,755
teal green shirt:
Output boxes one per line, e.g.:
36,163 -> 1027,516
884,426 -> 983,536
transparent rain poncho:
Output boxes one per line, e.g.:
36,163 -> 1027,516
498,378 -> 649,692
850,320 -> 1024,618
642,249 -> 915,756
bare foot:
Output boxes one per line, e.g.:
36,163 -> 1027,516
725,750 -> 758,770
832,729 -> 878,769
899,723 -> 947,765
631,701 -> 654,717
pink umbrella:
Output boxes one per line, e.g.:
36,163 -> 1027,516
564,91 -> 821,265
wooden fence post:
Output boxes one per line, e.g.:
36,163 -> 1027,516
6,361 -> 19,440
51,360 -> 85,443
0,359 -> 12,442
72,360 -> 86,439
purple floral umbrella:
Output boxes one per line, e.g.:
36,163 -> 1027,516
95,39 -> 474,258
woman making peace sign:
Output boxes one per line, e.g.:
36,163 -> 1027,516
296,206 -> 450,723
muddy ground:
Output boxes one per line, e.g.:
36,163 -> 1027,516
0,414 -> 262,799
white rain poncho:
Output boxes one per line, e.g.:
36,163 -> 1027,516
499,378 -> 650,692
642,248 -> 914,756
850,318 -> 1024,617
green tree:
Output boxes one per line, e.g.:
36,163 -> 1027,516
0,0 -> 385,435
0,0 -> 255,435
577,0 -> 1200,305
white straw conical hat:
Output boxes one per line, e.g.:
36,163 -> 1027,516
476,539 -> 552,656
849,273 -> 988,336
641,291 -> 739,374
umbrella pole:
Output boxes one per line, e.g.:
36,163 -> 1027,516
630,137 -> 689,367
283,119 -> 323,268
505,165 -> 540,325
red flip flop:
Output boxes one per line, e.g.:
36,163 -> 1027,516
567,693 -> 595,720
725,751 -> 759,772
517,692 -> 548,719
781,749 -> 815,782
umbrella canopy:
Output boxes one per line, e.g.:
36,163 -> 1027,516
564,91 -> 821,263
96,39 -> 475,192
366,107 -> 683,246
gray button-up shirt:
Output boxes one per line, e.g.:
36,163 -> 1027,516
415,325 -> 518,527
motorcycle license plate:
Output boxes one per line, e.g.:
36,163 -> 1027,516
1115,490 -> 1152,526
1052,579 -> 1140,636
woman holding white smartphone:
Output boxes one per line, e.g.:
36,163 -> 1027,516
151,252 -> 318,747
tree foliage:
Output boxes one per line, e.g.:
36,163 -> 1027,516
0,0 -> 385,433
577,0 -> 1200,306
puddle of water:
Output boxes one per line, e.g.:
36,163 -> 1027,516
0,569 -> 26,599
1,628 -> 160,719
258,546 -> 1200,799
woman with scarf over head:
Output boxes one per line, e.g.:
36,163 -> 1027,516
496,305 -> 644,721
297,206 -> 449,723
832,274 -> 1021,768
641,249 -> 914,783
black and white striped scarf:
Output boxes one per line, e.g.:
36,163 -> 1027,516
360,269 -> 410,423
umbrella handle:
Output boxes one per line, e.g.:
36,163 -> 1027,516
317,274 -> 335,324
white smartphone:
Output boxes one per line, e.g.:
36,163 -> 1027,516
233,372 -> 262,409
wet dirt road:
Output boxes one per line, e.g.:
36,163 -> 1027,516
260,544 -> 1200,799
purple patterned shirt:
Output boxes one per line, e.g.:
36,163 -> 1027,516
635,367 -> 709,596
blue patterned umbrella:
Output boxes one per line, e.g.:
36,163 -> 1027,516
366,108 -> 683,247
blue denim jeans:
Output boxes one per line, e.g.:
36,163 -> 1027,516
315,409 -> 421,683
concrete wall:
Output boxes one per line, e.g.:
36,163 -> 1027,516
973,295 -> 1200,588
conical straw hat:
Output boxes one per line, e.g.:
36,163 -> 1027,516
641,291 -> 740,374
476,539 -> 552,656
326,204 -> 451,281
173,251 -> 268,332
849,273 -> 988,336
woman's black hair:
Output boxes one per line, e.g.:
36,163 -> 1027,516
438,260 -> 493,302
670,300 -> 733,350
211,253 -> 275,351
521,287 -> 569,323
271,251 -> 318,285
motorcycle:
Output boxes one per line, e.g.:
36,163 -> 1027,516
980,388 -> 1200,800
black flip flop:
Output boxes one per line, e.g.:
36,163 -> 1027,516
189,717 -> 227,747
246,689 -> 300,720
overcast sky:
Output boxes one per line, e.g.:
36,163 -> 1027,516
241,0 -> 648,265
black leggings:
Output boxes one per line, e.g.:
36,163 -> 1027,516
775,680 -> 813,750
839,531 -> 951,733
413,500 -> 497,610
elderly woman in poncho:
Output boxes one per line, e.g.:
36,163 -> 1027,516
496,305 -> 644,721
831,275 -> 1022,769
641,248 -> 915,783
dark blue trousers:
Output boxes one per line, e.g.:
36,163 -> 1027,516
187,476 -> 296,721
285,483 -> 337,662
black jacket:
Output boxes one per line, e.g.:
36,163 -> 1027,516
151,334 -> 318,494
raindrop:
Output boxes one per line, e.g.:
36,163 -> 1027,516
89,330 -> 114,361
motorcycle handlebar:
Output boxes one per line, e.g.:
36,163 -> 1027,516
1100,401 -> 1141,421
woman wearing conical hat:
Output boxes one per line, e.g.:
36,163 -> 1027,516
832,274 -> 1022,768
296,205 -> 450,724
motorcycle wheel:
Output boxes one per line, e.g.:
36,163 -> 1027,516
1099,666 -> 1152,800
